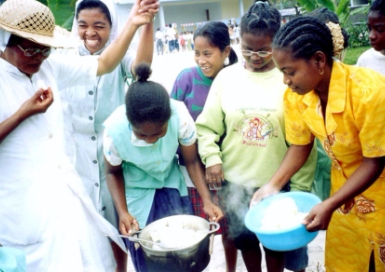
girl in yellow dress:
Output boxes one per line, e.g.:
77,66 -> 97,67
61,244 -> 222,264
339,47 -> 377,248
251,16 -> 385,271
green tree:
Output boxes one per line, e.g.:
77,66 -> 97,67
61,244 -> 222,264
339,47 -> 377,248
295,0 -> 369,26
38,0 -> 75,29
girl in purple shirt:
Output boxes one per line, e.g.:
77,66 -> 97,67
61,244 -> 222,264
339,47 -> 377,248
171,21 -> 238,272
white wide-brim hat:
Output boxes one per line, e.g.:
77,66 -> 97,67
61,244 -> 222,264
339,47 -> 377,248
0,0 -> 76,48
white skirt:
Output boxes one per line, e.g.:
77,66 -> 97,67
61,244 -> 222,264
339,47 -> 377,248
0,162 -> 126,272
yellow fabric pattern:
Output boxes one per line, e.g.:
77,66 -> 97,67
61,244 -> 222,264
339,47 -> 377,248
284,61 -> 385,271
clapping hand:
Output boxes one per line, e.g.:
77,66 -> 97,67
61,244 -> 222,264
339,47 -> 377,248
129,0 -> 159,26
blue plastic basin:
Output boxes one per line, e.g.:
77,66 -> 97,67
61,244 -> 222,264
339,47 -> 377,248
244,192 -> 321,251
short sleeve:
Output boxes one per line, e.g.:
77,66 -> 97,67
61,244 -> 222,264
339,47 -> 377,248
103,130 -> 123,166
170,68 -> 191,101
175,102 -> 196,146
284,89 -> 314,145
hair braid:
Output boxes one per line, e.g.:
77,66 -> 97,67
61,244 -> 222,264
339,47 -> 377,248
273,17 -> 334,64
240,1 -> 281,38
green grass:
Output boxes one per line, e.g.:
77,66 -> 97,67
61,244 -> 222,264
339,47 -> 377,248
343,46 -> 371,65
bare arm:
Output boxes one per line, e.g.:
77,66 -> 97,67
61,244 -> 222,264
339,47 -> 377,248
131,23 -> 154,76
0,88 -> 53,144
250,142 -> 314,205
180,143 -> 224,222
97,0 -> 159,76
304,156 -> 385,231
105,158 -> 139,233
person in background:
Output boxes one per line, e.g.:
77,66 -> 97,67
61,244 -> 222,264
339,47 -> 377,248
60,0 -> 155,269
356,0 -> 385,75
234,23 -> 240,44
162,26 -> 169,54
155,27 -> 164,55
183,31 -> 191,51
196,2 -> 316,272
171,20 -> 239,272
251,16 -> 385,271
228,24 -> 235,45
104,62 -> 223,272
179,31 -> 187,52
175,31 -> 180,52
166,23 -> 176,53
0,0 -> 158,270
190,30 -> 195,50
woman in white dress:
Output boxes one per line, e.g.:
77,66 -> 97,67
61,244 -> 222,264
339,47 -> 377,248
59,0 -> 155,268
0,0 -> 158,271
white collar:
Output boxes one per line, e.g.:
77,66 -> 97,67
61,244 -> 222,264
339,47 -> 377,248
129,123 -> 154,147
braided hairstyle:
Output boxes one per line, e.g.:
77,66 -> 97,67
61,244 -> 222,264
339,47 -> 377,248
370,0 -> 385,16
76,0 -> 112,26
273,16 -> 334,66
240,0 -> 281,38
306,8 -> 349,48
194,21 -> 238,66
125,63 -> 171,127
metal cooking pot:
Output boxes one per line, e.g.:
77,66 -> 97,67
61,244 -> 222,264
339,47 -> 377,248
132,215 -> 219,272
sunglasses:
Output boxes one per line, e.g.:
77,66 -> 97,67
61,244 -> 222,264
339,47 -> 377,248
241,50 -> 272,58
17,44 -> 51,57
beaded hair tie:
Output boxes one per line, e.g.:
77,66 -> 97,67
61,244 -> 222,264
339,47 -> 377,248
326,22 -> 344,57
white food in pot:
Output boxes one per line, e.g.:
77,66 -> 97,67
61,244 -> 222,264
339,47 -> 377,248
260,197 -> 308,230
149,220 -> 209,250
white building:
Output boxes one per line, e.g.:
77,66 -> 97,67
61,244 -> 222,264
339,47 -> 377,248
114,0 -> 255,49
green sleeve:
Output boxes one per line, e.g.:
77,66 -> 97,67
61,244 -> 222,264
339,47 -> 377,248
289,141 -> 317,192
311,139 -> 332,200
195,78 -> 226,168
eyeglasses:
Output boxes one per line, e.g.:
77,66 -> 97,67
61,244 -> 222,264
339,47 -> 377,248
16,44 -> 51,57
241,50 -> 272,57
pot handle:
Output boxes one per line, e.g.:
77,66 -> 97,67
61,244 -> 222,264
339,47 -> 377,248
209,234 -> 215,255
127,230 -> 142,240
207,222 -> 220,234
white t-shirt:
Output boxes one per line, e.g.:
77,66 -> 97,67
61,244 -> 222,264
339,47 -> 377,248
155,30 -> 164,40
167,27 -> 176,40
356,48 -> 385,75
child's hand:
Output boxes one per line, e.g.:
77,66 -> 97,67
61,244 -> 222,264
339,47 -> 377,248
18,88 -> 53,120
203,202 -> 224,222
205,164 -> 224,190
249,183 -> 279,207
119,212 -> 139,235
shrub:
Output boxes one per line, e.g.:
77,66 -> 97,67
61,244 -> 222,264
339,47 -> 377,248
345,22 -> 370,48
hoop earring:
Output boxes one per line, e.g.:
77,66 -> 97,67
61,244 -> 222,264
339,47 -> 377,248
319,69 -> 324,75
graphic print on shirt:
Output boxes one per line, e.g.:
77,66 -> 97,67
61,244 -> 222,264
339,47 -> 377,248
240,114 -> 276,146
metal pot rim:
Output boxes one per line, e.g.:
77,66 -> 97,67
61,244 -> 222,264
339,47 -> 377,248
136,215 -> 219,252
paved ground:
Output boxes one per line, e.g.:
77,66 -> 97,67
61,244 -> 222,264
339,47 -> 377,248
126,48 -> 326,272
